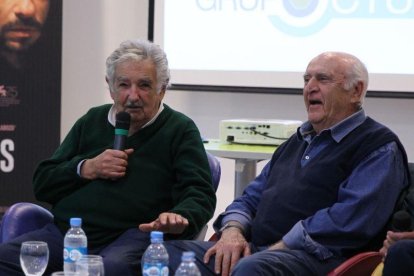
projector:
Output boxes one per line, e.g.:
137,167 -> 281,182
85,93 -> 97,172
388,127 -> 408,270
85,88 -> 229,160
219,119 -> 302,146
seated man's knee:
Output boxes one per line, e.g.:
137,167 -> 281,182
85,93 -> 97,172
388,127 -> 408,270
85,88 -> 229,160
383,239 -> 414,276
232,251 -> 304,276
387,239 -> 414,259
103,255 -> 138,276
232,255 -> 263,275
164,240 -> 190,270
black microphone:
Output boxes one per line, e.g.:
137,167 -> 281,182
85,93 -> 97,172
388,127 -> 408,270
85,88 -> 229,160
114,111 -> 131,150
391,210 -> 412,232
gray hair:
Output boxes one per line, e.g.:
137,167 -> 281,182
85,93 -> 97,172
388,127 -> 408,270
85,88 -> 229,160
322,52 -> 369,107
106,39 -> 170,94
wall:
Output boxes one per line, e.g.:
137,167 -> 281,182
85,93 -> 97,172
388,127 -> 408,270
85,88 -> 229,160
62,0 -> 414,239
62,0 -> 149,136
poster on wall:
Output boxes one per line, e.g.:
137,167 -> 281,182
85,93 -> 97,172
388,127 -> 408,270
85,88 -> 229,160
0,0 -> 62,211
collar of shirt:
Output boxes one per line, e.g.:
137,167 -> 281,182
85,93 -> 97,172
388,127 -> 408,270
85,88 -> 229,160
298,109 -> 367,144
107,103 -> 165,129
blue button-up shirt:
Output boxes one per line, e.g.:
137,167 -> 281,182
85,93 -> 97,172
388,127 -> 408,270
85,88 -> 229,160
214,110 -> 408,259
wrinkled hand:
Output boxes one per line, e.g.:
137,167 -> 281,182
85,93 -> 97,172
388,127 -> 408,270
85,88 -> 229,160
139,212 -> 189,234
203,228 -> 251,276
81,148 -> 134,180
380,230 -> 414,258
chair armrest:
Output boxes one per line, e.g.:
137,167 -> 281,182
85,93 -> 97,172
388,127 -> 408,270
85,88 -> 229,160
208,232 -> 219,242
206,152 -> 221,192
327,251 -> 383,276
0,202 -> 53,243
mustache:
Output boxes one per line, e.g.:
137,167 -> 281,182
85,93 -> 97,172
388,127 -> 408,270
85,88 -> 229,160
125,101 -> 143,108
2,18 -> 43,32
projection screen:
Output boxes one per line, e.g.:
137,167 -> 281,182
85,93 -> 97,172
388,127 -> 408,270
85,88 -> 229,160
153,0 -> 414,95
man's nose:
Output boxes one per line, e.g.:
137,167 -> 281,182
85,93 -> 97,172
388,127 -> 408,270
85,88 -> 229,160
127,86 -> 141,100
14,0 -> 36,18
304,78 -> 318,93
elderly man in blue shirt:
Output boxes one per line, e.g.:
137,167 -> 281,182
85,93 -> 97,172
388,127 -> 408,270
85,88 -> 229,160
165,52 -> 410,276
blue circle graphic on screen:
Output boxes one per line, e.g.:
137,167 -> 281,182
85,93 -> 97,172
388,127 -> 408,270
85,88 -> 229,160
268,1 -> 331,36
283,0 -> 319,17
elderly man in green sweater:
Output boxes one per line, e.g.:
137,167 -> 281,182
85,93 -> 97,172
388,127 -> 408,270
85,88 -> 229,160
0,39 -> 216,275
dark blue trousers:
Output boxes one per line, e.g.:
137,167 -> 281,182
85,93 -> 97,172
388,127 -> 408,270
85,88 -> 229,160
383,239 -> 414,276
165,240 -> 345,276
0,223 -> 151,276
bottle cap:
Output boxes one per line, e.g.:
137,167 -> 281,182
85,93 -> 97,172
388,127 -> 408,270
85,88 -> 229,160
182,251 -> 195,261
70,217 -> 82,227
150,231 -> 163,241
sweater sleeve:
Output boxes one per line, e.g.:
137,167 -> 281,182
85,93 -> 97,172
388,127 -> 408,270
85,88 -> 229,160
168,120 -> 217,239
33,117 -> 97,204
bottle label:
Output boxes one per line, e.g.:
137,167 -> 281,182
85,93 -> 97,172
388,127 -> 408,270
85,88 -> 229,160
63,247 -> 87,263
142,263 -> 169,276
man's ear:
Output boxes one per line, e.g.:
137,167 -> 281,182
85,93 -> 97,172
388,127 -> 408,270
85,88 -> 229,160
106,77 -> 115,100
351,81 -> 364,104
158,86 -> 166,99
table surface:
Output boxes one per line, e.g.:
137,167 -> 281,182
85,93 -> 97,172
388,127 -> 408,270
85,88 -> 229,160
204,139 -> 277,160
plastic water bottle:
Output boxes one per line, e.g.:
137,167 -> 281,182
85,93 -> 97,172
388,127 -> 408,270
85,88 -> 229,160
174,251 -> 201,276
63,217 -> 88,272
142,231 -> 169,276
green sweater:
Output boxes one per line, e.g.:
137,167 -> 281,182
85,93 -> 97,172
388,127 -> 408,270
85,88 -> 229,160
33,104 -> 216,248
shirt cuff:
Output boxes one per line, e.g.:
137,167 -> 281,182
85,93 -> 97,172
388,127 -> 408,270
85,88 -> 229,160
213,212 -> 250,234
77,159 -> 87,176
283,221 -> 333,260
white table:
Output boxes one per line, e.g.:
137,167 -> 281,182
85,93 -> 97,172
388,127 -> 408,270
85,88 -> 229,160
204,139 -> 277,197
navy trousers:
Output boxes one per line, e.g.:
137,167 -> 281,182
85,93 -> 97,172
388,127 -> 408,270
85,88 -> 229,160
165,240 -> 345,276
383,239 -> 414,276
0,223 -> 151,275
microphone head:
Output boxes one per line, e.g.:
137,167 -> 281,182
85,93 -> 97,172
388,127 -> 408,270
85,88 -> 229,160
392,210 -> 412,232
115,111 -> 131,131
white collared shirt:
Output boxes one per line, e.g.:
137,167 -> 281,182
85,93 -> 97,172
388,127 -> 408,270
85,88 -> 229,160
107,102 -> 165,132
